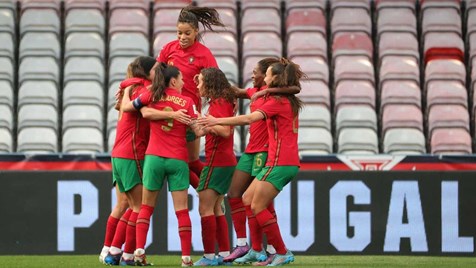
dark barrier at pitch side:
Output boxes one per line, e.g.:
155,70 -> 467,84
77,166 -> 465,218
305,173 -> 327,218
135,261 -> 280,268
1,170 -> 475,255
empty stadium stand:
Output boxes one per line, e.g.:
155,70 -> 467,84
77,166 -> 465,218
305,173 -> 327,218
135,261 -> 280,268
1,0 -> 475,155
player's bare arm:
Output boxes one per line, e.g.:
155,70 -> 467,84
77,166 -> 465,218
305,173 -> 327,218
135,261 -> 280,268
250,86 -> 301,102
140,107 -> 191,125
199,111 -> 265,127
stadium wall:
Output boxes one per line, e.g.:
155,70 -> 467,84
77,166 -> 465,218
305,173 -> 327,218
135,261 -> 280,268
1,155 -> 476,256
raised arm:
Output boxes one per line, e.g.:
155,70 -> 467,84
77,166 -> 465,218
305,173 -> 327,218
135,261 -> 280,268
250,86 -> 301,102
120,86 -> 136,112
198,111 -> 265,127
232,85 -> 250,99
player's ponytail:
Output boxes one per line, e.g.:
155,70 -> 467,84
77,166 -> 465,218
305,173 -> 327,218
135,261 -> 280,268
268,58 -> 304,116
178,5 -> 225,38
150,62 -> 166,102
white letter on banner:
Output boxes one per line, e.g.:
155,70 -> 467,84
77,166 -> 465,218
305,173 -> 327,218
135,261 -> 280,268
330,181 -> 370,251
384,181 -> 428,252
111,187 -> 153,249
275,180 -> 315,251
168,187 -> 203,251
57,181 -> 98,251
442,181 -> 474,252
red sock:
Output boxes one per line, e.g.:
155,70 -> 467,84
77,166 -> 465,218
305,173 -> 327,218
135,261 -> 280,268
215,215 -> 230,252
245,205 -> 263,251
255,209 -> 286,254
104,215 -> 120,246
136,205 -> 154,250
189,159 -> 204,176
176,209 -> 192,256
123,211 -> 138,254
229,197 -> 247,239
201,215 -> 216,254
189,170 -> 199,189
267,202 -> 277,220
111,208 -> 132,249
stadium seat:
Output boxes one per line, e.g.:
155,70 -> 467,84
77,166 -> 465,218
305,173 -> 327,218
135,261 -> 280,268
153,32 -> 176,56
64,57 -> 105,85
423,32 -> 464,64
108,129 -> 116,152
300,104 -> 331,130
0,32 -> 14,60
202,31 -> 238,62
65,9 -> 105,35
286,8 -> 326,37
152,0 -> 192,12
338,127 -> 379,155
420,0 -> 461,13
20,9 -> 60,36
0,127 -> 12,152
424,59 -> 465,89
108,56 -> 136,84
285,0 -> 327,12
427,105 -> 470,136
292,56 -> 329,83
108,0 -> 150,12
17,104 -> 58,132
64,0 -> 106,13
19,57 -> 59,85
196,0 -> 236,11
241,8 -> 281,37
17,81 -> 58,109
377,8 -> 417,38
62,105 -> 104,132
0,104 -> 12,131
0,57 -> 13,85
334,56 -> 374,87
242,32 -> 282,64
107,107 -> 119,138
63,81 -> 104,109
330,0 -> 370,13
216,57 -> 239,85
381,104 -> 423,136
380,80 -> 421,110
0,80 -> 13,110
297,80 -> 330,108
65,32 -> 105,60
153,8 -> 181,35
199,7 -> 237,36
334,80 -> 375,112
20,0 -> 61,12
107,81 -> 121,110
19,32 -> 60,60
109,9 -> 149,36
299,127 -> 333,155
62,127 -> 104,154
379,56 -> 419,90
233,129 -> 241,154
17,127 -> 58,153
431,128 -> 472,155
336,106 -> 378,135
378,32 -> 419,66
109,32 -> 150,59
0,8 -> 15,36
332,32 -> 373,66
331,7 -> 372,39
421,7 -> 461,37
376,0 -> 417,12
426,81 -> 467,110
383,128 -> 426,155
240,0 -> 280,13
287,31 -> 327,60
0,0 -> 16,12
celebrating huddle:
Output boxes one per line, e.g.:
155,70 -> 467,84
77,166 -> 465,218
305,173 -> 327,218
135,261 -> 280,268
98,5 -> 304,267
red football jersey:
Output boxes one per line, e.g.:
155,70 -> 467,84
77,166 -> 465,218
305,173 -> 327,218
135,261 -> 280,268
244,86 -> 269,153
157,40 -> 218,112
205,98 -> 237,167
256,96 -> 300,166
137,88 -> 198,162
111,79 -> 151,160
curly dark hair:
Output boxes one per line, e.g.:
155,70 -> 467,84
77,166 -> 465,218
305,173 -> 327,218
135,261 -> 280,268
200,67 -> 235,104
178,5 -> 225,39
267,58 -> 305,116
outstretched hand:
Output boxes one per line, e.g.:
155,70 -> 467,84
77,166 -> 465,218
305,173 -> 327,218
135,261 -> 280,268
250,89 -> 267,102
197,114 -> 218,127
173,109 -> 192,125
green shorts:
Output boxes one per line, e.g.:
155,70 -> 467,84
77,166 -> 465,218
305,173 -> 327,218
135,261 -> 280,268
186,128 -> 197,142
256,166 -> 299,191
142,155 -> 190,192
236,152 -> 268,177
197,166 -> 235,195
111,157 -> 144,193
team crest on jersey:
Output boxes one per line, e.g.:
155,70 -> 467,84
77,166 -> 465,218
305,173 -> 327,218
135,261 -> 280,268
189,56 -> 194,64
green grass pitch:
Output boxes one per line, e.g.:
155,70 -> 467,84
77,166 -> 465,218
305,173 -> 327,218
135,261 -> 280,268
1,255 -> 476,268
